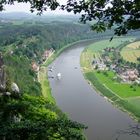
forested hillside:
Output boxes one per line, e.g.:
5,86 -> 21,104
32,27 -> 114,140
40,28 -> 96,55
0,16 -> 104,140
1,14 -> 140,140
0,19 -> 99,95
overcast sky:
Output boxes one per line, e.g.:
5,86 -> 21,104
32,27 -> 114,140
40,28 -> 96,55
3,0 -> 112,15
3,0 -> 72,15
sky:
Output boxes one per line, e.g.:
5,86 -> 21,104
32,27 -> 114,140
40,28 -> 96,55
3,0 -> 71,15
3,0 -> 112,15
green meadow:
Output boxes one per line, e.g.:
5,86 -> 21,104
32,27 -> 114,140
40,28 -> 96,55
88,37 -> 135,52
95,71 -> 140,98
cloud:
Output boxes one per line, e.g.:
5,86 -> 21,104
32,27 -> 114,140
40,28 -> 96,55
3,1 -> 73,15
3,2 -> 30,13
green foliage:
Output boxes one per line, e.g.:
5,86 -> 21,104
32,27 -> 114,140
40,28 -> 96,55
64,0 -> 140,35
137,57 -> 140,62
0,22 -> 97,60
0,21 -> 92,139
0,21 -> 98,96
103,71 -> 108,77
0,94 -> 86,140
3,55 -> 41,96
91,22 -> 106,33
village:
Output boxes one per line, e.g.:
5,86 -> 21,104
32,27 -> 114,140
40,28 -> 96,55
32,48 -> 54,72
92,47 -> 140,84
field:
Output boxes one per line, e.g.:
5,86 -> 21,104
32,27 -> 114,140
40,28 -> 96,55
80,49 -> 94,71
95,71 -> 140,98
121,41 -> 140,63
88,37 -> 135,52
81,37 -> 140,120
81,37 -> 135,70
128,97 -> 140,107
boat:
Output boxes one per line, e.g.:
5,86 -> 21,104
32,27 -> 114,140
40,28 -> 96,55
57,73 -> 61,79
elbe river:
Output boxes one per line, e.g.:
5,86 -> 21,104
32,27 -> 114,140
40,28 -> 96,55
48,40 -> 139,140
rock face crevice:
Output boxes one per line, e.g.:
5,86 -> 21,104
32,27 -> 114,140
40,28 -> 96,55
0,53 -> 20,97
0,53 -> 6,92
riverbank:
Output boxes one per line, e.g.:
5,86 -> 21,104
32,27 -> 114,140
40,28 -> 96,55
38,39 -> 95,102
38,39 -> 97,139
43,39 -> 95,67
80,38 -> 140,121
38,66 -> 55,103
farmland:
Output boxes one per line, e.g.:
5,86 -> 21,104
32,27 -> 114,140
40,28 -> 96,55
88,37 -> 135,52
95,71 -> 140,98
121,41 -> 140,63
81,37 -> 140,120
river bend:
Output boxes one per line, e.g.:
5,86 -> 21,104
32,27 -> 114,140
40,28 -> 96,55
48,40 -> 139,140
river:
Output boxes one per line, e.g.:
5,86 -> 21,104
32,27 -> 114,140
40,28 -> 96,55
48,40 -> 139,140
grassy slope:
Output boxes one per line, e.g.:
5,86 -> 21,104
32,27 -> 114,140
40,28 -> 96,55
38,66 -> 55,103
81,37 -> 140,120
121,41 -> 140,63
88,38 -> 135,52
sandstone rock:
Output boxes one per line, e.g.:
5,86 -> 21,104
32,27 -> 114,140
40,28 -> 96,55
5,92 -> 11,96
11,83 -> 20,93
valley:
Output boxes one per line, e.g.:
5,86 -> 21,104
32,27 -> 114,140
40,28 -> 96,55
0,13 -> 140,140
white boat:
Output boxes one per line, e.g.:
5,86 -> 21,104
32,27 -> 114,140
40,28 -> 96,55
57,73 -> 61,79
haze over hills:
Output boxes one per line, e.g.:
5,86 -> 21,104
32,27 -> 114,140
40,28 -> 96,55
0,5 -> 140,140
0,12 -> 32,19
0,12 -> 80,22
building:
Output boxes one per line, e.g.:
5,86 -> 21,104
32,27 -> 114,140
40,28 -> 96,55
42,48 -> 54,61
120,69 -> 139,82
32,62 -> 39,72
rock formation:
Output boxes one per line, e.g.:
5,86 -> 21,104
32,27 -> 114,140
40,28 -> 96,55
0,52 -> 6,92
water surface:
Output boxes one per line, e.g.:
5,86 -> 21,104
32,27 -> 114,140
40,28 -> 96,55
49,41 -> 139,140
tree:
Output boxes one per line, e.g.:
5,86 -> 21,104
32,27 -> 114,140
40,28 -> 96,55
0,0 -> 140,35
137,57 -> 140,62
64,0 -> 140,35
0,94 -> 86,140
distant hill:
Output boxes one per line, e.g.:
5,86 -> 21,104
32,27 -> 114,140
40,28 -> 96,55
0,12 -> 80,23
0,12 -> 33,19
